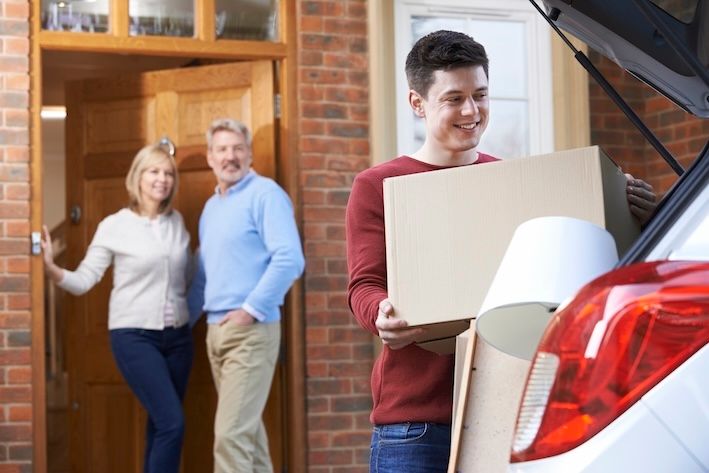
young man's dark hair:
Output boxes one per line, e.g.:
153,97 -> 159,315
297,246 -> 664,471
405,29 -> 489,97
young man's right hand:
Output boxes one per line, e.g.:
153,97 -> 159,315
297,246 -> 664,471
375,299 -> 426,350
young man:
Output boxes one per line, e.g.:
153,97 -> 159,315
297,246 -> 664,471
188,118 -> 305,473
345,30 -> 656,472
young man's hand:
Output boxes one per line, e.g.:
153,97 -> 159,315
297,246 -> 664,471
625,174 -> 657,225
375,300 -> 426,350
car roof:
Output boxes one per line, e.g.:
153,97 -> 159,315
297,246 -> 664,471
540,0 -> 709,118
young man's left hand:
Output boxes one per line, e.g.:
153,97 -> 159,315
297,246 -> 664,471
625,173 -> 657,225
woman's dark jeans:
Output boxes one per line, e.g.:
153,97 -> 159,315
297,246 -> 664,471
110,325 -> 193,473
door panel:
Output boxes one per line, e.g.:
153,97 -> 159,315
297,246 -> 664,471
64,61 -> 278,473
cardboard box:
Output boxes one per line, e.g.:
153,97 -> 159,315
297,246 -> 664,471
383,146 -> 639,345
448,334 -> 531,473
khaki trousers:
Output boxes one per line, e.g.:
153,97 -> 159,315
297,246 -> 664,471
207,321 -> 280,473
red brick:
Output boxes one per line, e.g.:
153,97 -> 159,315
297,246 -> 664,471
306,326 -> 328,344
301,68 -> 348,85
0,464 -> 22,473
0,424 -> 31,443
0,202 -> 27,218
4,110 -> 27,129
6,294 -> 28,310
300,15 -> 323,32
308,432 -> 331,449
329,361 -> 371,378
306,361 -> 328,377
327,293 -> 348,309
332,431 -> 370,448
299,49 -> 323,66
0,164 -> 28,181
6,367 -> 29,384
0,275 -> 28,291
308,448 -> 354,466
323,19 -> 366,36
305,241 -> 345,258
3,74 -> 27,92
5,221 -> 28,237
302,1 -> 345,16
0,348 -> 29,366
307,378 -> 352,396
5,257 -> 27,273
7,405 -> 30,422
302,172 -> 347,190
4,183 -> 28,200
305,292 -> 327,310
0,386 -> 30,402
298,84 -> 324,101
4,3 -> 30,20
308,413 -> 354,431
2,38 -> 28,56
4,147 -> 28,163
305,339 -> 349,360
0,129 -> 27,146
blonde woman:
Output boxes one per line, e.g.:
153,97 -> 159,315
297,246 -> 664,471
41,144 -> 192,473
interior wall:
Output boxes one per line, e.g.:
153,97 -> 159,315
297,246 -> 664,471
42,117 -> 66,231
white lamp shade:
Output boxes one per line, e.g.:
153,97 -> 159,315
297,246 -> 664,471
476,216 -> 619,360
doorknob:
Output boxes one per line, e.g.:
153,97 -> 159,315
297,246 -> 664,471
70,205 -> 82,224
158,136 -> 176,157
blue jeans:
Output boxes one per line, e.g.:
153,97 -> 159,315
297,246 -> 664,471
370,422 -> 451,473
110,326 -> 194,473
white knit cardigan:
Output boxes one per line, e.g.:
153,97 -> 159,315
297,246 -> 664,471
59,208 -> 191,330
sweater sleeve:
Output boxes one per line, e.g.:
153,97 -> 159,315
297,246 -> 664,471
346,172 -> 389,335
187,247 -> 206,327
243,188 -> 305,320
58,220 -> 113,296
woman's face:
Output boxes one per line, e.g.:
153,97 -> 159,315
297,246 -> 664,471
139,158 -> 175,208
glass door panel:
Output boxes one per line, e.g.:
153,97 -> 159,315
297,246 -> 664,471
41,0 -> 110,33
129,0 -> 194,37
215,0 -> 280,41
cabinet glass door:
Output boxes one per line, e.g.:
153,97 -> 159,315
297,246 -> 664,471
41,0 -> 110,33
215,0 -> 280,41
129,0 -> 194,37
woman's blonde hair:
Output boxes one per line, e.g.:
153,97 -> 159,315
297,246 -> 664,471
125,144 -> 178,214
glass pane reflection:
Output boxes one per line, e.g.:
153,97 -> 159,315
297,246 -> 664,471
129,0 -> 194,37
41,0 -> 109,33
215,0 -> 279,41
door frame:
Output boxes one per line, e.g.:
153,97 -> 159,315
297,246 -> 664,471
29,2 -> 305,472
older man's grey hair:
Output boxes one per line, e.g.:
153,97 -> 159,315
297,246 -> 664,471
206,118 -> 252,148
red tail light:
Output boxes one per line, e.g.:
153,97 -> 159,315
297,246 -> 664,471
511,260 -> 709,462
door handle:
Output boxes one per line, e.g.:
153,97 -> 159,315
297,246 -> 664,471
70,205 -> 82,224
158,136 -> 176,157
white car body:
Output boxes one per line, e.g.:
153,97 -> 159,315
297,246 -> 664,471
509,1 -> 709,470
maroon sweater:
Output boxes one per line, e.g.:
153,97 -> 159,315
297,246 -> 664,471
346,154 -> 499,425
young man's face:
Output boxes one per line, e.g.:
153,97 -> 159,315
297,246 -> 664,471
207,129 -> 253,192
411,65 -> 490,158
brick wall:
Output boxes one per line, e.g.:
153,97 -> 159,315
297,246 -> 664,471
298,1 -> 372,471
589,51 -> 708,194
0,0 -> 32,471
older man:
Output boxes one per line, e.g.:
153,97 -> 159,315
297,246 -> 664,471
189,118 -> 304,473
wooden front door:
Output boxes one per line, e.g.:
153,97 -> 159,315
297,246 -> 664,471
63,61 -> 283,473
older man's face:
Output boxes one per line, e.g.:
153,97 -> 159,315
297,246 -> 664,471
207,129 -> 253,192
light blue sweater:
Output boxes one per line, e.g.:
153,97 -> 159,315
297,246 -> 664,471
188,171 -> 304,325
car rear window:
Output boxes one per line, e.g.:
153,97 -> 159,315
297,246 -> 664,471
651,0 -> 699,24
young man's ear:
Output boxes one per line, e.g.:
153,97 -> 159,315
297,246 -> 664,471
408,90 -> 425,118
